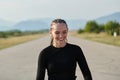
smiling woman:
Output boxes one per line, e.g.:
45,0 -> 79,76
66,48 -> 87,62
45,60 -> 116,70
36,19 -> 92,80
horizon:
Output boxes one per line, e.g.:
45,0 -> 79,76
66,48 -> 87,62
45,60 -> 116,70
0,0 -> 120,22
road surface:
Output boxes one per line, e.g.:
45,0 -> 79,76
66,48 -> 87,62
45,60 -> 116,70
0,35 -> 120,80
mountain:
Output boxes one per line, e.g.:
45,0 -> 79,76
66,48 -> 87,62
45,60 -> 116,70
95,12 -> 120,24
0,12 -> 120,31
13,18 -> 52,31
0,19 -> 15,31
12,18 -> 86,31
12,12 -> 120,31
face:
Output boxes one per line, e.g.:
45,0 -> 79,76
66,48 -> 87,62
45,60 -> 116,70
50,23 -> 68,45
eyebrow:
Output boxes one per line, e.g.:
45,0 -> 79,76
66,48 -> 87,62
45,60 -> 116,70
54,30 -> 67,32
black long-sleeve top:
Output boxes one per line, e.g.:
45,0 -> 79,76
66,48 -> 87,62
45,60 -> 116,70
36,43 -> 92,80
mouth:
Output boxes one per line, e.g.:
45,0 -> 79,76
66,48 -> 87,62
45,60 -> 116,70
59,39 -> 65,42
59,40 -> 64,41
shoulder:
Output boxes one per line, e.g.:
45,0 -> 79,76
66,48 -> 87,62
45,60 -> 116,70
67,43 -> 83,54
39,45 -> 52,56
67,43 -> 81,49
41,45 -> 52,52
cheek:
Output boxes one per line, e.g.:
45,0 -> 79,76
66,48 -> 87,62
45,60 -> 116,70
54,35 -> 59,40
63,35 -> 67,39
52,34 -> 60,40
51,32 -> 58,39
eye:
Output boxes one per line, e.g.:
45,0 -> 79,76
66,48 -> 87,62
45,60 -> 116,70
63,31 -> 67,34
55,31 -> 60,34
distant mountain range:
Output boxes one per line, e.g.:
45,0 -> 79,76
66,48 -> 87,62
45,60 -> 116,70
0,19 -> 15,31
12,18 -> 51,31
0,12 -> 120,31
95,12 -> 120,24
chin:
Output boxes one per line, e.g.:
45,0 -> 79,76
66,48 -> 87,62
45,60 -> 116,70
59,41 -> 65,44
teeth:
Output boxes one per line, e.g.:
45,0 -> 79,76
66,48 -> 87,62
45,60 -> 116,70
59,39 -> 63,40
59,40 -> 63,41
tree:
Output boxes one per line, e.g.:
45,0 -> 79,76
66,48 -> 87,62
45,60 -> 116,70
98,24 -> 105,32
0,32 -> 7,38
105,21 -> 119,35
77,28 -> 84,33
84,20 -> 99,33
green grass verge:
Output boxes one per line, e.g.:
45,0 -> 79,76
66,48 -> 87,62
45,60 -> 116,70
70,31 -> 120,47
0,33 -> 47,50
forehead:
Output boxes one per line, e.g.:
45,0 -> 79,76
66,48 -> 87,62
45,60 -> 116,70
51,23 -> 67,31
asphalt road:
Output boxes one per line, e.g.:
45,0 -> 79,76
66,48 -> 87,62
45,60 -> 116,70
0,35 -> 120,80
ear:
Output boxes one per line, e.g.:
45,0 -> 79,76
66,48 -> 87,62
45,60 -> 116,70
49,30 -> 53,37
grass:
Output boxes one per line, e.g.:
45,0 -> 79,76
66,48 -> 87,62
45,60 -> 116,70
0,33 -> 47,50
70,31 -> 120,47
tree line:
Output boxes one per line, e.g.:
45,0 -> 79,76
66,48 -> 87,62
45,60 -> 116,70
0,29 -> 48,38
78,20 -> 120,36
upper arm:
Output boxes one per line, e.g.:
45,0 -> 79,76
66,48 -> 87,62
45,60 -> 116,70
76,47 -> 92,80
36,51 -> 46,80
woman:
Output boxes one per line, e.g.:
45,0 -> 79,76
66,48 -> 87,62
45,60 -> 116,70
36,19 -> 92,80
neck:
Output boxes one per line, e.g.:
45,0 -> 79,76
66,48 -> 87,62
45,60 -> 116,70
53,42 -> 66,48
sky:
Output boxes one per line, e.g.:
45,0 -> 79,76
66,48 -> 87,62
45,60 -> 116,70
0,0 -> 120,22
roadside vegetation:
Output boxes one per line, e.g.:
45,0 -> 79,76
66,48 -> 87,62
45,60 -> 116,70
78,20 -> 120,35
70,31 -> 120,47
0,30 -> 48,50
73,20 -> 120,47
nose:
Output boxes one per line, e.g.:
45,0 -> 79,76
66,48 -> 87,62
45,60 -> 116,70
59,33 -> 63,38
